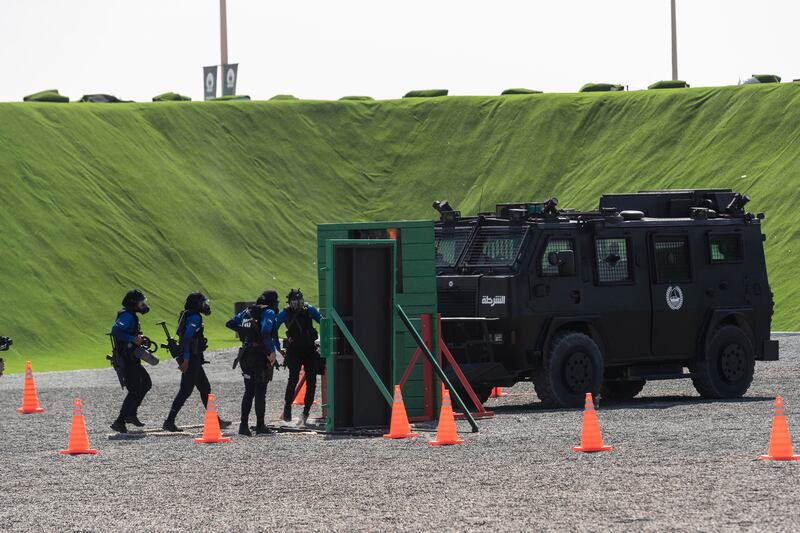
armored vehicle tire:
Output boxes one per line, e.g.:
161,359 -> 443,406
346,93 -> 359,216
601,380 -> 646,402
534,331 -> 604,408
691,325 -> 755,399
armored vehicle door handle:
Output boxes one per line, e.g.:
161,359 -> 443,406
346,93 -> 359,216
570,290 -> 581,304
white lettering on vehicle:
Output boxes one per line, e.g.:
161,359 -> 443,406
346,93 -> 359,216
481,296 -> 506,307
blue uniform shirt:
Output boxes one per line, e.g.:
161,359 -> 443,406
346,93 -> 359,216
225,308 -> 280,353
111,310 -> 137,344
275,305 -> 322,331
179,312 -> 202,361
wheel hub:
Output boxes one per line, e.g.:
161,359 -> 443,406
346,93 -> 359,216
563,351 -> 593,393
719,343 -> 746,382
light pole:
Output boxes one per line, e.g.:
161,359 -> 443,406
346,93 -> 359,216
671,0 -> 678,80
220,0 -> 228,67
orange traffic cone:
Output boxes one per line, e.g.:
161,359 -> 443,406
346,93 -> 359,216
195,394 -> 231,444
429,389 -> 464,446
293,368 -> 318,406
383,385 -> 419,439
573,392 -> 612,453
60,398 -> 97,455
489,387 -> 508,398
759,396 -> 800,461
17,360 -> 45,414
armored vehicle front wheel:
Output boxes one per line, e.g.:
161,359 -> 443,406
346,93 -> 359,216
534,331 -> 604,408
601,380 -> 646,402
691,325 -> 755,399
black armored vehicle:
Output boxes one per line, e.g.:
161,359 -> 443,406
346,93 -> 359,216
434,189 -> 779,407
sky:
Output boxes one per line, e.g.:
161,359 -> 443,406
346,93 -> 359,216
0,0 -> 797,102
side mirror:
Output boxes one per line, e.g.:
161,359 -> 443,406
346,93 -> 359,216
548,250 -> 576,276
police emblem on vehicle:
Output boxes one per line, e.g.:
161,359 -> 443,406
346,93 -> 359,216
481,296 -> 506,307
666,286 -> 684,311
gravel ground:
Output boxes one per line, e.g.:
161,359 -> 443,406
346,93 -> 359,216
1,337 -> 800,532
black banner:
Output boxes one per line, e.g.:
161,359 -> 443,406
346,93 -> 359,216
203,66 -> 218,100
222,63 -> 238,96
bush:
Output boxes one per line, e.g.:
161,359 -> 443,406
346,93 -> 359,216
752,74 -> 781,84
501,88 -> 543,95
211,95 -> 251,101
23,89 -> 69,103
579,83 -> 624,93
648,80 -> 690,90
269,94 -> 298,101
339,96 -> 374,101
403,89 -> 448,98
153,92 -> 192,102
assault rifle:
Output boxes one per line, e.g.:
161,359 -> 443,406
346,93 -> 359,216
157,321 -> 183,368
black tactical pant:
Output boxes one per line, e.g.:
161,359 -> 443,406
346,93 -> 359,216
284,348 -> 318,415
167,357 -> 210,422
117,360 -> 152,423
241,365 -> 271,426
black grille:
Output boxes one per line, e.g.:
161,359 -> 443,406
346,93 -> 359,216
463,226 -> 528,268
438,290 -> 476,317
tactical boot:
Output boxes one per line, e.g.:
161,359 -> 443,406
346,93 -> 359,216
238,422 -> 252,436
162,418 -> 182,432
282,404 -> 291,422
255,424 -> 274,435
110,419 -> 127,434
125,415 -> 145,427
299,412 -> 309,427
218,417 -> 232,429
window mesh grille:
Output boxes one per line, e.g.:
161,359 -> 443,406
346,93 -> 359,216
654,238 -> 691,281
595,238 -> 630,283
710,234 -> 743,263
541,239 -> 573,276
463,226 -> 527,267
435,227 -> 472,267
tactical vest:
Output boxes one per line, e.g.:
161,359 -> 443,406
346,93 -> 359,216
284,305 -> 318,349
113,309 -> 141,359
240,305 -> 268,349
177,311 -> 208,357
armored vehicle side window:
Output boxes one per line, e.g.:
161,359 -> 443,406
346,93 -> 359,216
540,239 -> 574,276
463,226 -> 528,268
595,238 -> 630,283
709,233 -> 743,263
653,236 -> 692,282
435,227 -> 472,267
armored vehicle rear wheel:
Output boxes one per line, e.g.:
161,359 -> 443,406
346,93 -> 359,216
534,331 -> 604,408
691,325 -> 755,399
601,380 -> 646,402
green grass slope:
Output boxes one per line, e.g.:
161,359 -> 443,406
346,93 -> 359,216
0,84 -> 798,372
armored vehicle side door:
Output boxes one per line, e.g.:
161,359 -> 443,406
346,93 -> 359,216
530,231 -> 582,311
648,231 -> 702,359
585,229 -> 652,363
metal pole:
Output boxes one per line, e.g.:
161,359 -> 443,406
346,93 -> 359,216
220,0 -> 229,67
396,305 -> 479,433
670,0 -> 678,80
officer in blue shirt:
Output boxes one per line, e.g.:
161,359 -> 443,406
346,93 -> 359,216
162,292 -> 231,432
110,289 -> 153,433
276,288 -> 323,426
226,290 -> 281,436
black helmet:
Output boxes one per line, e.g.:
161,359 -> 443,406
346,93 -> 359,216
287,288 -> 304,312
257,289 -> 279,310
122,289 -> 150,314
185,292 -> 211,316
